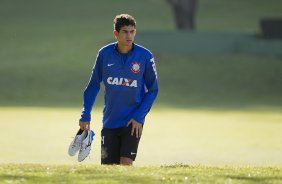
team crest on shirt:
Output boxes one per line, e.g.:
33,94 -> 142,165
131,61 -> 141,74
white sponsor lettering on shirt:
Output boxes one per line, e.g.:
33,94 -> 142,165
107,77 -> 138,88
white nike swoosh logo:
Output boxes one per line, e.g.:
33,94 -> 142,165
107,63 -> 114,66
130,152 -> 136,155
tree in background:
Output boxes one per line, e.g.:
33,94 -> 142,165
167,0 -> 197,31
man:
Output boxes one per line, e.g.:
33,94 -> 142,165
79,14 -> 158,165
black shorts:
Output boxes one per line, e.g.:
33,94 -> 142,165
101,125 -> 142,165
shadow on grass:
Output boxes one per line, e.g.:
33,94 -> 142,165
0,174 -> 44,183
227,175 -> 282,183
0,172 -> 157,184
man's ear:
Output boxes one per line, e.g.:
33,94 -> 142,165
113,30 -> 119,37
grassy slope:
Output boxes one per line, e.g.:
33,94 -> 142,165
0,0 -> 172,107
0,0 -> 282,108
197,0 -> 282,32
157,53 -> 282,108
1,52 -> 282,108
0,164 -> 281,184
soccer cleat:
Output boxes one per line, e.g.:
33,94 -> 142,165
78,129 -> 95,162
68,130 -> 87,156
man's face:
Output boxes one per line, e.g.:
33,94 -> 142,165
114,25 -> 136,47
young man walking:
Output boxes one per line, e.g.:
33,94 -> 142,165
78,14 -> 158,165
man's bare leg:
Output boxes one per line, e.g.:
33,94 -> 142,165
120,157 -> 133,165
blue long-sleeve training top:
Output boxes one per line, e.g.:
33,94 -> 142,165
80,42 -> 158,128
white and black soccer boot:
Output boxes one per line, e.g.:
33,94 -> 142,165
78,129 -> 95,162
68,129 -> 87,156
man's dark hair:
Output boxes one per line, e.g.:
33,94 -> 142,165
114,14 -> 136,32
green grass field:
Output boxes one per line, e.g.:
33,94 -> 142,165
1,164 -> 282,184
0,107 -> 282,183
1,0 -> 282,183
2,105 -> 281,183
1,107 -> 281,166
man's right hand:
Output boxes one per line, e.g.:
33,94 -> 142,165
79,121 -> 90,130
